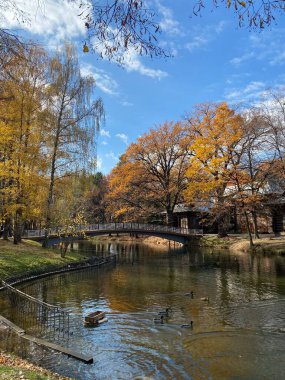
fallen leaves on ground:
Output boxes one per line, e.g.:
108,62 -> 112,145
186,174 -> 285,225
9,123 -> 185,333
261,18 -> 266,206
0,352 -> 74,379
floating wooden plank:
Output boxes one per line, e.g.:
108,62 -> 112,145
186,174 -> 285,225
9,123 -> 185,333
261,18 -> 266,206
0,315 -> 25,335
0,314 -> 93,364
21,334 -> 93,364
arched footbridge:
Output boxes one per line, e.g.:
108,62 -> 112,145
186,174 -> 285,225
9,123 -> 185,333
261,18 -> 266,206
23,223 -> 203,246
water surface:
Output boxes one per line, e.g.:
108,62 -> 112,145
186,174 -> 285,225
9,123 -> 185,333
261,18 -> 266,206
1,240 -> 285,379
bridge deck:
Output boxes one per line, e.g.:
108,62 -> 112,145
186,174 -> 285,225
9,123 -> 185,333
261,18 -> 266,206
23,222 -> 203,241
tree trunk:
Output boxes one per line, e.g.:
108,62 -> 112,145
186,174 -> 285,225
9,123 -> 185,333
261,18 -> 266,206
166,209 -> 174,226
216,192 -> 229,238
60,241 -> 70,258
3,218 -> 11,240
217,225 -> 228,238
244,211 -> 254,249
252,210 -> 260,239
217,210 -> 229,238
13,209 -> 22,244
272,207 -> 283,236
43,134 -> 59,248
42,228 -> 49,248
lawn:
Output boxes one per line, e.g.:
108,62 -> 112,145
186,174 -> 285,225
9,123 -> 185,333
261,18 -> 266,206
0,239 -> 83,280
0,352 -> 73,379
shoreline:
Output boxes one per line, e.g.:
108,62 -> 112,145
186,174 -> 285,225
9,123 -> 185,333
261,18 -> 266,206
0,239 -> 112,380
197,234 -> 285,255
0,351 -> 73,380
91,233 -> 285,255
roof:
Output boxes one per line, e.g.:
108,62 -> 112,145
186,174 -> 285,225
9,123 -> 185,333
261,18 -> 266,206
161,203 -> 210,214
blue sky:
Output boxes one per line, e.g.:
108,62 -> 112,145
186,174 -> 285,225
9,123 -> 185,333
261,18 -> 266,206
2,0 -> 285,174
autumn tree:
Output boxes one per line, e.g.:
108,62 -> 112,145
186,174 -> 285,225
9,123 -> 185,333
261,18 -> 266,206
85,172 -> 108,223
259,90 -> 285,178
184,102 -> 244,237
251,90 -> 285,235
223,111 -> 276,245
107,121 -> 192,225
43,43 -> 104,245
0,44 -> 48,243
52,171 -> 108,225
107,154 -> 150,221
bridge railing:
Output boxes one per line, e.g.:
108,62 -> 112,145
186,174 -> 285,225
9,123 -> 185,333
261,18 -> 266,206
23,223 -> 203,238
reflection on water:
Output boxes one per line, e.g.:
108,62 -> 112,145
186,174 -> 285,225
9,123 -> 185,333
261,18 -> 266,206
1,240 -> 285,380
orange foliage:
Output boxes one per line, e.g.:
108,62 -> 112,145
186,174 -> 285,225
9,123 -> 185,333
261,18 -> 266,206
107,121 -> 192,223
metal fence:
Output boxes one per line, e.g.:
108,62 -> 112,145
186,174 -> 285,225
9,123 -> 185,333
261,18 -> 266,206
1,254 -> 117,337
2,280 -> 70,337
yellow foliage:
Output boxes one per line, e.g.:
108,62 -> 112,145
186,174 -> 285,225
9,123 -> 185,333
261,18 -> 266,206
0,45 -> 48,225
184,102 -> 244,204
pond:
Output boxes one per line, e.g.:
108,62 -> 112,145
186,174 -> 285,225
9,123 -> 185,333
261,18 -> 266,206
1,240 -> 285,380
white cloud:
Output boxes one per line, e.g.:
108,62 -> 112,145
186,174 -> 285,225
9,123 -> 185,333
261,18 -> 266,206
101,141 -> 108,146
96,156 -> 103,171
100,129 -> 111,138
185,35 -> 209,52
155,1 -> 182,36
81,64 -> 119,95
121,100 -> 133,107
225,80 -> 267,104
269,51 -> 285,65
243,81 -> 265,94
116,133 -> 128,145
5,1 -> 168,79
105,151 -> 119,161
1,0 -> 86,45
230,52 -> 254,66
226,90 -> 241,101
92,69 -> 119,95
92,28 -> 168,79
120,47 -> 168,79
230,28 -> 285,68
185,21 -> 226,52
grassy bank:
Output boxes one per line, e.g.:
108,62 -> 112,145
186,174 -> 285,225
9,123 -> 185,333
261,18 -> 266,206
0,352 -> 73,379
0,241 -> 84,379
199,234 -> 285,255
0,239 -> 83,280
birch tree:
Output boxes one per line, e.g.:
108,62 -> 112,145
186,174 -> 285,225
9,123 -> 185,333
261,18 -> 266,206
43,43 -> 104,245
